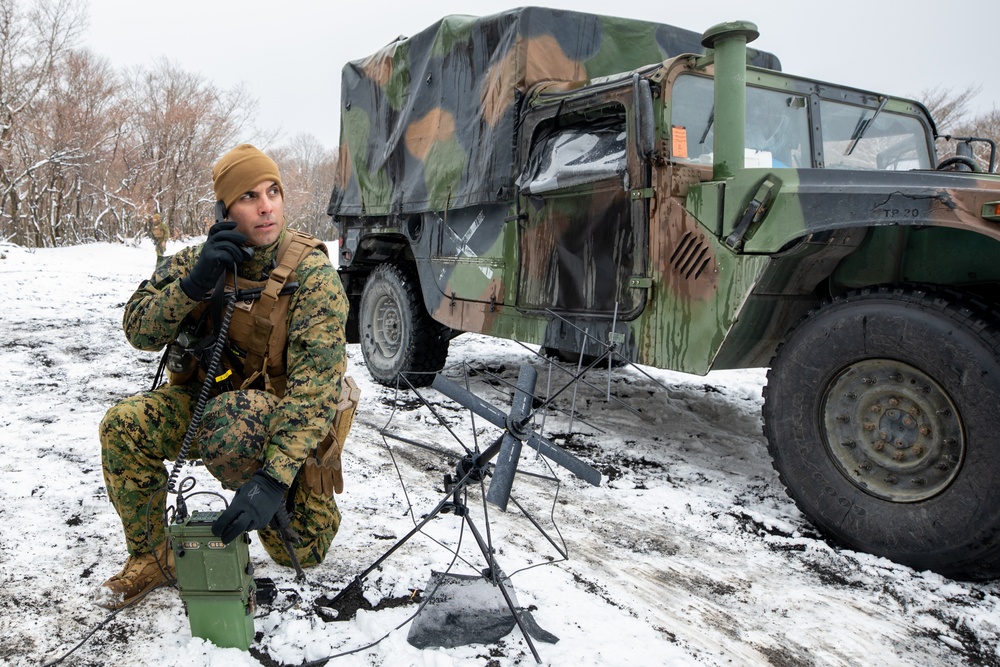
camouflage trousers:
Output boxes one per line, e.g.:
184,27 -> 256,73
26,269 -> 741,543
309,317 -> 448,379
99,384 -> 341,569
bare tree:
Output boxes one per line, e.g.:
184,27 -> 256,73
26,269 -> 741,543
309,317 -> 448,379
921,84 -> 981,134
269,134 -> 338,240
120,58 -> 257,240
0,0 -> 85,245
0,1 -> 338,249
922,85 -> 1000,172
21,49 -> 127,245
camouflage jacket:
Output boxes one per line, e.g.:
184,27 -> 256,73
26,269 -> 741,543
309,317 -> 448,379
122,229 -> 349,487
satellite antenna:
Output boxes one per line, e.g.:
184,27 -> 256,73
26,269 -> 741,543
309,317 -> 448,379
322,365 -> 601,663
431,365 -> 602,510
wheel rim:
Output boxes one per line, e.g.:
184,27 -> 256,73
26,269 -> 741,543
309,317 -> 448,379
821,359 -> 965,502
371,291 -> 403,362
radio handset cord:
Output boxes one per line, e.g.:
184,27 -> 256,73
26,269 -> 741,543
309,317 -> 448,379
166,271 -> 238,521
166,200 -> 247,521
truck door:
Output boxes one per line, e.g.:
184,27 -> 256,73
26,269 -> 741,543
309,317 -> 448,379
515,88 -> 648,318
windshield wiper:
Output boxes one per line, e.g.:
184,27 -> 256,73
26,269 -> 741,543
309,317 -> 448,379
699,107 -> 715,145
845,96 -> 888,156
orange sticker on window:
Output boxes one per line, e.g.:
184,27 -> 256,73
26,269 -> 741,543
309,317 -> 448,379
672,126 -> 688,159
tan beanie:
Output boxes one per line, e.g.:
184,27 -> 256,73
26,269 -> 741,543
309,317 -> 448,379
212,144 -> 284,211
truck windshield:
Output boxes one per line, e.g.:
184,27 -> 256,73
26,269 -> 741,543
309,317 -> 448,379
671,74 -> 810,168
819,99 -> 932,170
670,73 -> 933,171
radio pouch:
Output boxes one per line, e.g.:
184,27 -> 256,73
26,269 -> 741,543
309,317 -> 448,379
303,376 -> 360,496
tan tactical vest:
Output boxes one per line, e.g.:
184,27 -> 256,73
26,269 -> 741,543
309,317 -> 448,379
176,229 -> 358,496
222,229 -> 326,396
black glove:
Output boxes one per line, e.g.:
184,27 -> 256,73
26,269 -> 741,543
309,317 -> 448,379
212,471 -> 286,544
180,221 -> 250,300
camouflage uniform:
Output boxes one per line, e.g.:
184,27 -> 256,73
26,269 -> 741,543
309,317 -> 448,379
100,229 -> 348,568
150,214 -> 169,257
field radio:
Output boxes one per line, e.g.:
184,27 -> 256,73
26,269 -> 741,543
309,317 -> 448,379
168,511 -> 256,650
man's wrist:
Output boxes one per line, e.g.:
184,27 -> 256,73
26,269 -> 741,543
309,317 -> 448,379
252,470 -> 287,492
179,275 -> 203,300
260,454 -> 299,488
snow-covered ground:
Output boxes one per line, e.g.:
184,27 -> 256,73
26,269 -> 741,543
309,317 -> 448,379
2,238 -> 1000,667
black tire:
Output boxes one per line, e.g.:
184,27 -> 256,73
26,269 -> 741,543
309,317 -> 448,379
763,286 -> 1000,580
359,263 -> 450,388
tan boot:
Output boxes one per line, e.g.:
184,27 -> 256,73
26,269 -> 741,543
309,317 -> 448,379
96,545 -> 175,610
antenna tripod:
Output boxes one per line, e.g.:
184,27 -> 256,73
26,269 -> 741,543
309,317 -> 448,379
324,365 -> 602,663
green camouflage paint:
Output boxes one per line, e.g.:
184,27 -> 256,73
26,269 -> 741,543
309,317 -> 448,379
328,9 -> 1000,581
329,9 -> 1000,376
329,7 -> 779,219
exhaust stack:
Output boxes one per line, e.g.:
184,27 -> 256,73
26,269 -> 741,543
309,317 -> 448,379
701,21 -> 760,179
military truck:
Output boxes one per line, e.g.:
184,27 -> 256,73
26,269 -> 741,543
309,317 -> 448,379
328,7 -> 1000,580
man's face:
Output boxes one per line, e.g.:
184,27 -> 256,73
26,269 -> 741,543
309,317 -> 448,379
227,180 -> 284,247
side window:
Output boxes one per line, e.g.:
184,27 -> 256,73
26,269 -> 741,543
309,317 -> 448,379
670,75 -> 716,164
517,113 -> 627,194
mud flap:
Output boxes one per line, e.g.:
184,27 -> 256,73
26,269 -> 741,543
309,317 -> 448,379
406,571 -> 558,649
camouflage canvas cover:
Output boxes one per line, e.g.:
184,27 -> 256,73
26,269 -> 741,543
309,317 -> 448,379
329,6 -> 780,217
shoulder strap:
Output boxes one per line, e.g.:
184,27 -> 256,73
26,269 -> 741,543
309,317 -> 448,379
240,231 -> 327,393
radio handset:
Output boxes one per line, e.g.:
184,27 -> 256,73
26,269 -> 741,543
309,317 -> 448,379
215,200 -> 254,260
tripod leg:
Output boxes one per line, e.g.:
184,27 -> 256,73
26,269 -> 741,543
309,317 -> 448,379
462,513 -> 543,664
322,466 -> 477,607
270,506 -> 306,581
